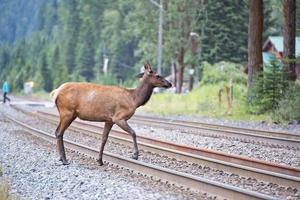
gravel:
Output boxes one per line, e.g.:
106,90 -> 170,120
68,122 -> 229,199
1,105 -> 300,199
0,106 -> 212,200
135,110 -> 300,135
130,124 -> 300,167
27,105 -> 300,167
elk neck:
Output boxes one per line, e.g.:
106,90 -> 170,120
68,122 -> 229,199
132,79 -> 154,108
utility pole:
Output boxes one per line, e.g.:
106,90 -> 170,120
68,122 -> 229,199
150,0 -> 163,74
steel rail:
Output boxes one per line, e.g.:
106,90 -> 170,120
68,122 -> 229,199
4,113 -> 279,200
35,110 -> 300,188
133,114 -> 300,140
10,105 -> 300,188
130,115 -> 300,149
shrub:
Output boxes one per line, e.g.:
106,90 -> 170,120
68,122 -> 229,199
250,61 -> 289,114
200,61 -> 247,85
272,81 -> 300,122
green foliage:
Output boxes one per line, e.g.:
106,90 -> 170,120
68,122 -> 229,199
201,0 -> 248,63
200,62 -> 247,85
250,61 -> 289,114
64,0 -> 81,74
0,0 -> 290,95
272,81 -> 300,122
40,52 -> 53,92
51,46 -> 68,88
98,73 -> 118,86
77,19 -> 95,81
142,83 -> 266,121
297,0 -> 300,35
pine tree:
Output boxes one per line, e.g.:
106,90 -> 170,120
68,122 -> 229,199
51,45 -> 68,87
247,0 -> 263,101
263,0 -> 280,40
297,0 -> 300,35
77,19 -> 95,81
201,0 -> 248,63
40,52 -> 53,92
283,0 -> 296,80
10,39 -> 27,91
0,43 -> 11,78
64,0 -> 81,74
251,61 -> 288,113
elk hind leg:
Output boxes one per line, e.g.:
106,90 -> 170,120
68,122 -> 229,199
55,113 -> 75,165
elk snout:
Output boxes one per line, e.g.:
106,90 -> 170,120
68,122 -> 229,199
163,80 -> 172,88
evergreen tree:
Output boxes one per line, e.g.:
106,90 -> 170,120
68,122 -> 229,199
201,0 -> 248,63
77,19 -> 96,81
251,61 -> 288,113
64,0 -> 81,74
247,0 -> 263,101
0,43 -> 11,79
51,45 -> 68,87
40,52 -> 53,92
9,39 -> 27,91
263,0 -> 280,40
297,0 -> 300,35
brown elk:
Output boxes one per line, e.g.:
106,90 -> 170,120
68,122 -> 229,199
50,61 -> 172,165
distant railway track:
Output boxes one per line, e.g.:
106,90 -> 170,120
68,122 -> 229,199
4,112 -> 281,200
129,114 -> 300,149
10,105 -> 300,189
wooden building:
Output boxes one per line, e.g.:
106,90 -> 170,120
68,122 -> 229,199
262,36 -> 300,77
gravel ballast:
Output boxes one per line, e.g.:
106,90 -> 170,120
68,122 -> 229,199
0,107 -> 212,200
25,105 -> 300,167
1,105 -> 300,199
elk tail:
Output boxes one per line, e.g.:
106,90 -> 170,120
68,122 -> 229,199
50,83 -> 66,102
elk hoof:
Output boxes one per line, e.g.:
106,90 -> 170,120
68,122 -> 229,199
62,160 -> 70,165
59,157 -> 70,165
132,153 -> 139,160
58,157 -> 70,165
96,159 -> 104,166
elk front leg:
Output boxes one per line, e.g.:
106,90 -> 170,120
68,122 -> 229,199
97,122 -> 113,166
115,120 -> 139,160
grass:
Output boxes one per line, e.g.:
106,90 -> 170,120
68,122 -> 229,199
0,166 -> 10,200
140,83 -> 270,122
15,82 -> 270,122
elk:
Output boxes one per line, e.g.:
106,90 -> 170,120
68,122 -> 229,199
50,61 -> 172,165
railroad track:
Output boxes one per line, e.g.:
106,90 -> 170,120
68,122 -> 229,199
4,112 -> 279,200
10,105 -> 300,189
129,114 -> 300,149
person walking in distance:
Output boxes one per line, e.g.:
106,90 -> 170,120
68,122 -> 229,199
2,81 -> 11,103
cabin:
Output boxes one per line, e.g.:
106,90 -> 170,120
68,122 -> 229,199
262,36 -> 300,77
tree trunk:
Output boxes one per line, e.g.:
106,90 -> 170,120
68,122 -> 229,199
283,0 -> 296,80
189,35 -> 198,91
247,0 -> 263,101
177,47 -> 185,93
188,64 -> 195,91
171,60 -> 177,90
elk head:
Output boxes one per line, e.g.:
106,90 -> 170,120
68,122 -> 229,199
137,61 -> 172,88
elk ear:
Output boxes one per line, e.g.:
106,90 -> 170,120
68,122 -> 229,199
144,60 -> 152,71
136,72 -> 144,78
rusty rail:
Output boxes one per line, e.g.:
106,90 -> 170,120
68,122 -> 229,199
10,105 -> 300,189
131,115 -> 300,148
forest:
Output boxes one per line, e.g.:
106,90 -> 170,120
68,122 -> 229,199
0,0 -> 299,122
